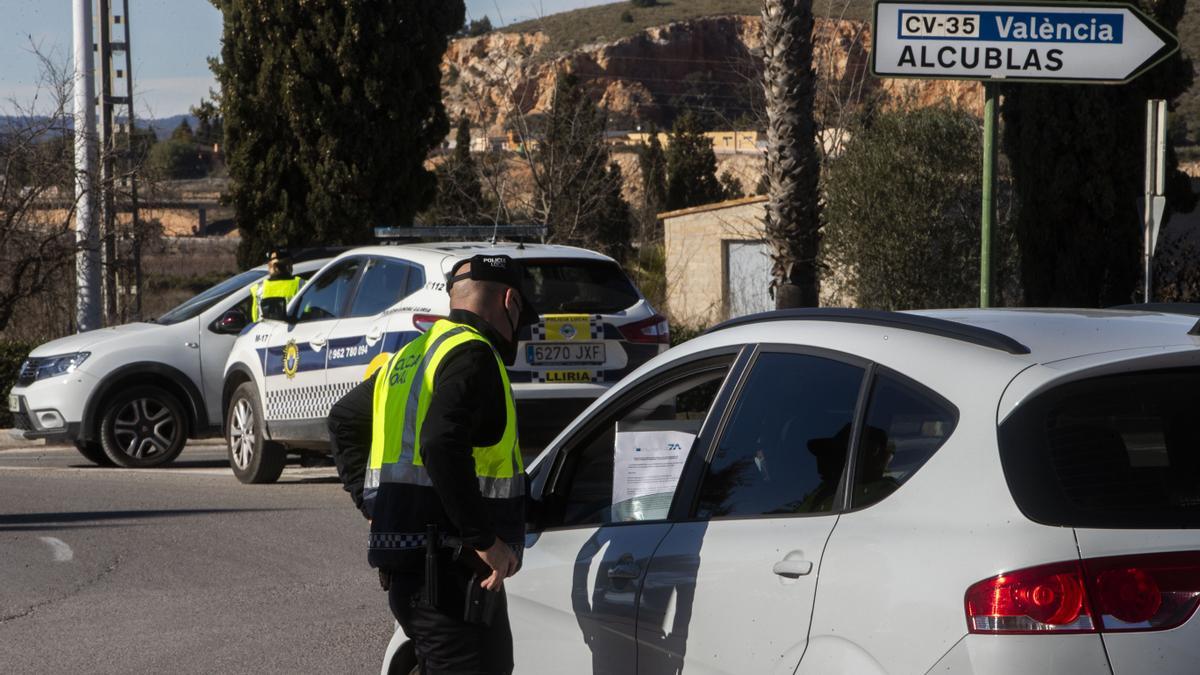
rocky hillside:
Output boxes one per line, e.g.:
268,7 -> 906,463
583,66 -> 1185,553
443,14 -> 981,136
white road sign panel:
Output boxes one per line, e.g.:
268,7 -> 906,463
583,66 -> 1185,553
872,1 -> 1178,83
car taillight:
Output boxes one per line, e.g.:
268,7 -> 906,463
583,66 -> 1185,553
619,314 -> 670,344
413,314 -> 444,333
966,551 -> 1200,635
1086,551 -> 1200,631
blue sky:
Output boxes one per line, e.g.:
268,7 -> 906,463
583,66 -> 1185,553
1,1 -> 608,118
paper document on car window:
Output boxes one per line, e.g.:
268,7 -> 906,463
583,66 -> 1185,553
612,427 -> 694,520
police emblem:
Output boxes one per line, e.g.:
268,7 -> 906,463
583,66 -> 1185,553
559,323 -> 577,340
282,340 -> 301,379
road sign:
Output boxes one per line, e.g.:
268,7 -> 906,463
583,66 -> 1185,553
872,1 -> 1179,84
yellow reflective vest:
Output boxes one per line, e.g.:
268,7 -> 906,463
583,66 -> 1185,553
365,318 -> 525,565
250,276 -> 301,322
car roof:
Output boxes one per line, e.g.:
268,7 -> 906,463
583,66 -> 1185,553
327,241 -> 617,272
914,308 -> 1200,364
704,307 -> 1200,365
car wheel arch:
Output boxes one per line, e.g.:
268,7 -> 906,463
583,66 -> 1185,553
81,363 -> 206,442
221,365 -> 256,424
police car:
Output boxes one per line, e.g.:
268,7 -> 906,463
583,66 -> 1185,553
6,257 -> 330,467
221,242 -> 668,484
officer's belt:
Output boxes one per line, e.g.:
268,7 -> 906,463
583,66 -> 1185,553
369,531 -> 525,554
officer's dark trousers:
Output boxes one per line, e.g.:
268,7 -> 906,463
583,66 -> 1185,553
387,570 -> 514,675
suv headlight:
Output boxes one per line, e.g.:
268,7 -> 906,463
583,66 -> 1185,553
20,352 -> 91,383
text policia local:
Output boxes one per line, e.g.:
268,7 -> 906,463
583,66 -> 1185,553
895,10 -> 1123,74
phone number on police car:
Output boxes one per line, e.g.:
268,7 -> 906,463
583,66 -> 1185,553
527,343 -> 606,366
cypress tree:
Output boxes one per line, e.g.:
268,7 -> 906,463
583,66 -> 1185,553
211,0 -> 465,266
665,111 -> 725,211
1000,0 -> 1194,306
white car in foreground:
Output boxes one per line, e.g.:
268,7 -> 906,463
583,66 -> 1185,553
222,241 -> 668,483
382,306 -> 1200,675
6,258 -> 328,467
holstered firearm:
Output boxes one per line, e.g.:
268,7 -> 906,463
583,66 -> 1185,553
422,524 -> 440,609
446,536 -> 502,626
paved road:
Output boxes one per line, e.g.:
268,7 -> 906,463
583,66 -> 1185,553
0,441 -> 393,674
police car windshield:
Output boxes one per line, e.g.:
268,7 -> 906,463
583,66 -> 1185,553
523,260 -> 640,314
154,269 -> 267,325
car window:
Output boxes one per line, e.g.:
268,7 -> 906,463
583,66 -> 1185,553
295,259 -> 361,322
405,265 -> 427,297
696,352 -> 864,519
230,270 -> 317,320
522,259 -> 641,314
851,372 -> 957,509
348,258 -> 415,318
999,367 -> 1200,528
155,269 -> 266,325
544,355 -> 733,528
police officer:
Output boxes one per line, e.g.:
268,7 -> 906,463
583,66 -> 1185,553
249,249 -> 302,322
328,254 -> 537,675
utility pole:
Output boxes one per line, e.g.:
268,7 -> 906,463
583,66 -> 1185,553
73,0 -> 101,332
96,0 -> 144,321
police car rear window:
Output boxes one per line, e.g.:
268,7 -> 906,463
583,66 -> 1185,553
523,259 -> 640,314
999,368 -> 1200,528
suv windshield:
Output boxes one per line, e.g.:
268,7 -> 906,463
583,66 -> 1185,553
155,270 -> 267,325
999,367 -> 1200,528
523,259 -> 640,314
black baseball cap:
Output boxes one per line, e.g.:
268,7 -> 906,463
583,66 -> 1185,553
266,249 -> 292,262
447,254 -> 539,327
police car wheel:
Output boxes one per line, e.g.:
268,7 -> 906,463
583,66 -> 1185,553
226,382 -> 285,484
73,440 -> 115,467
99,386 -> 188,468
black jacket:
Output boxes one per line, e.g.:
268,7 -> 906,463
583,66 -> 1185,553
328,309 -> 519,568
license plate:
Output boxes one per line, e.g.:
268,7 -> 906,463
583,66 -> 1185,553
527,342 -> 606,366
8,394 -> 19,413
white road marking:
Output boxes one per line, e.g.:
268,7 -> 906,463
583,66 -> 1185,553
38,536 -> 73,562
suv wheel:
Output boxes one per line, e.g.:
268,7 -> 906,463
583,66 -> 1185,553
226,382 -> 285,484
99,386 -> 188,468
73,440 -> 115,467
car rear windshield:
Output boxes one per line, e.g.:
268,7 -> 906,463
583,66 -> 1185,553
522,259 -> 641,314
999,368 -> 1200,528
155,269 -> 266,325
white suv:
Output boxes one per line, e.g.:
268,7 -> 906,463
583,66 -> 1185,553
222,241 -> 668,483
382,307 -> 1200,675
6,258 -> 328,467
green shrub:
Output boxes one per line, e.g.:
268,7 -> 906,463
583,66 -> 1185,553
821,105 -> 1019,309
0,341 -> 35,428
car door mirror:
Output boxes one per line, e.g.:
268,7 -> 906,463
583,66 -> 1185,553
212,308 -> 249,335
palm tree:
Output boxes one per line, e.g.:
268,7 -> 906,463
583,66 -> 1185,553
762,0 -> 820,308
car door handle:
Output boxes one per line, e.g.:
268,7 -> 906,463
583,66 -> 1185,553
184,342 -> 199,349
772,559 -> 814,579
607,557 -> 641,581
310,336 -> 327,348
366,327 -> 384,345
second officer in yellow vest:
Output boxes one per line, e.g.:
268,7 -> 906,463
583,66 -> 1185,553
249,249 -> 302,322
329,254 -> 538,675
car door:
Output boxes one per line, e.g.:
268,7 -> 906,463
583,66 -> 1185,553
637,347 -> 868,675
508,350 -> 744,675
262,257 -> 363,435
323,256 -> 426,399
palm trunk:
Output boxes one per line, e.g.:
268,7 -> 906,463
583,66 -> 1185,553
762,0 -> 821,308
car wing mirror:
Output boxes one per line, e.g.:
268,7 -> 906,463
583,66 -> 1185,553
212,308 -> 249,335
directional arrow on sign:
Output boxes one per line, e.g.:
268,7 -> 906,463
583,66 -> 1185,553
871,1 -> 1179,84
